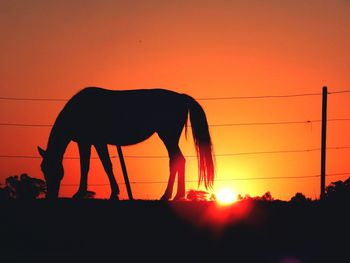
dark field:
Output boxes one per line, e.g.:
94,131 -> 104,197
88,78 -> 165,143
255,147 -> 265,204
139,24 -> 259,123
1,199 -> 349,263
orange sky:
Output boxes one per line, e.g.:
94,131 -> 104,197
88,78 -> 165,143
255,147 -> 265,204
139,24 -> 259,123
1,0 -> 349,200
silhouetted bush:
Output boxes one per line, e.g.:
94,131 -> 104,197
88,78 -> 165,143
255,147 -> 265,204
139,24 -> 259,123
0,184 -> 10,200
325,177 -> 350,201
237,193 -> 251,201
186,189 -> 213,201
260,191 -> 273,201
238,191 -> 274,201
0,173 -> 46,200
290,192 -> 312,203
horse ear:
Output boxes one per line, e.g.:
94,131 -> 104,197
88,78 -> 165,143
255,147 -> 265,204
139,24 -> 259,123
37,146 -> 46,158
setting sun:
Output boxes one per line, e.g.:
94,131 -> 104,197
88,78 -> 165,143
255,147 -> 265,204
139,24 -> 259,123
215,187 -> 237,205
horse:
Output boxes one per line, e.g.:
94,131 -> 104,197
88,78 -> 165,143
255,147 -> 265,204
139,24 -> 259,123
38,87 -> 215,200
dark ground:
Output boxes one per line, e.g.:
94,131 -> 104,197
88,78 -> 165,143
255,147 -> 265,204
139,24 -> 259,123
0,199 -> 349,263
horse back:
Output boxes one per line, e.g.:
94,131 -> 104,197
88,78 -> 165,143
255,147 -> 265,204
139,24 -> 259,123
59,87 -> 188,145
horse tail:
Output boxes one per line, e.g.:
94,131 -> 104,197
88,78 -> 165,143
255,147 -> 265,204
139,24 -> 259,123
185,95 -> 215,189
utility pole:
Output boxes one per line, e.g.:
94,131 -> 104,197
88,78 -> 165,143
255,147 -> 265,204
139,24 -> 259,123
117,145 -> 134,200
320,86 -> 328,200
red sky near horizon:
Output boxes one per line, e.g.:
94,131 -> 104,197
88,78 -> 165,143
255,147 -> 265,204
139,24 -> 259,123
1,1 -> 349,200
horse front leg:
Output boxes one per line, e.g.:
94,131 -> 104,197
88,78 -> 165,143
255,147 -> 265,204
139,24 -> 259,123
95,144 -> 120,200
73,142 -> 91,199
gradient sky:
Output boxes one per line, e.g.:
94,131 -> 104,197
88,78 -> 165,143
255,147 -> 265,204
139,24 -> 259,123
1,0 -> 349,200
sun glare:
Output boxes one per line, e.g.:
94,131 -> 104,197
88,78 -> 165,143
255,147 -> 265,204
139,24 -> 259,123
215,187 -> 237,205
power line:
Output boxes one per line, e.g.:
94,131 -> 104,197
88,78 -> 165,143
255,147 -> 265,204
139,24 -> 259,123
1,90 -> 349,102
328,90 -> 350,95
0,123 -> 52,127
1,146 -> 349,159
210,118 -> 350,127
212,146 -> 350,157
198,92 -> 322,100
0,97 -> 67,102
198,89 -> 350,100
59,172 -> 350,186
13,172 -> 348,189
1,118 -> 350,128
0,89 -> 349,102
214,172 -> 350,181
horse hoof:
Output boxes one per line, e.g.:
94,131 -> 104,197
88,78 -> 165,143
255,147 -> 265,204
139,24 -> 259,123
109,194 -> 119,200
160,194 -> 171,201
173,195 -> 186,201
73,192 -> 85,199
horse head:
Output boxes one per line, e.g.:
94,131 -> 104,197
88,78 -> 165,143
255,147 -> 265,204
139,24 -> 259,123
38,146 -> 63,199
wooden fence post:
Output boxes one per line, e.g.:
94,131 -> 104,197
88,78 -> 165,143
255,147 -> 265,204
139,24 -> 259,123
117,145 -> 133,200
320,86 -> 328,200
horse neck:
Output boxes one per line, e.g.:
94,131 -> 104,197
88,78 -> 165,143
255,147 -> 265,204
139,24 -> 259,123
46,121 -> 71,162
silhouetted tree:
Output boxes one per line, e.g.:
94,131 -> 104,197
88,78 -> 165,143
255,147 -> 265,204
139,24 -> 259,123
3,173 -> 46,200
260,191 -> 273,201
290,192 -> 311,203
0,183 -> 10,200
325,177 -> 350,201
237,193 -> 251,201
237,192 -> 274,201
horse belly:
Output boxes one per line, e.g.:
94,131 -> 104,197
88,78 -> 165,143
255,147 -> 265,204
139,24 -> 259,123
105,126 -> 155,145
71,121 -> 155,146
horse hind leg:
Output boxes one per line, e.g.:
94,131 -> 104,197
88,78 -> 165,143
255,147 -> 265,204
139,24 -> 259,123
173,148 -> 186,200
160,150 -> 176,201
95,144 -> 120,200
160,141 -> 186,201
158,117 -> 187,201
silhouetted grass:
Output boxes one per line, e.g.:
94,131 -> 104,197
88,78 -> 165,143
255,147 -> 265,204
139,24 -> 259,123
0,199 -> 349,263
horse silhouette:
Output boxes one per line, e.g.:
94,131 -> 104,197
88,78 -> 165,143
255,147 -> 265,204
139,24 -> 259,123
38,87 -> 214,200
